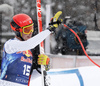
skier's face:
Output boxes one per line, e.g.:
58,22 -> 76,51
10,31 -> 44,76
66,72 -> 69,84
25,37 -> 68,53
22,31 -> 33,41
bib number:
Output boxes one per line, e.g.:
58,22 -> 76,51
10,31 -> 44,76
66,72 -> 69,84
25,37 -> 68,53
23,64 -> 31,76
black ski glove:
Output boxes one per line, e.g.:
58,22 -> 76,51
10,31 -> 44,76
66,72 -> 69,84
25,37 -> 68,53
47,26 -> 56,33
47,11 -> 63,33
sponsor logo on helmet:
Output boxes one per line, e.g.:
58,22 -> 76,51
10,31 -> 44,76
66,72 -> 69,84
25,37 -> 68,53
29,21 -> 32,23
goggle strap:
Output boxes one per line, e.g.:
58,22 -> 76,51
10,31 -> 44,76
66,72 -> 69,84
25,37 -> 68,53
10,23 -> 23,32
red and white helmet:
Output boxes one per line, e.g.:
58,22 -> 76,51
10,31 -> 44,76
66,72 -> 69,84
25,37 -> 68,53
10,13 -> 33,32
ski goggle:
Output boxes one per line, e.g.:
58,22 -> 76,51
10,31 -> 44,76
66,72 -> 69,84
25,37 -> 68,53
22,23 -> 34,34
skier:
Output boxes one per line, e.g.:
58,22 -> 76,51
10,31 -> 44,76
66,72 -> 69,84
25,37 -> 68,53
0,13 -> 58,85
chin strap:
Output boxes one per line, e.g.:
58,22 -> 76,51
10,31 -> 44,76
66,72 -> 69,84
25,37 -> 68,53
15,32 -> 24,41
19,32 -> 24,41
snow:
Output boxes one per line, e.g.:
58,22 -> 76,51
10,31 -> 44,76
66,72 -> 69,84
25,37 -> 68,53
30,66 -> 100,86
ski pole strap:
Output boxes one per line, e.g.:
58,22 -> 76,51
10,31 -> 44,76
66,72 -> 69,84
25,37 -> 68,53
49,20 -> 62,26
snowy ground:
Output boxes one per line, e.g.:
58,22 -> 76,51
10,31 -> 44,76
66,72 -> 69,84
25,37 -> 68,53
30,66 -> 100,86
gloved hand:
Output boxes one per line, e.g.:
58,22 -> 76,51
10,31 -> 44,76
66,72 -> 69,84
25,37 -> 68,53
47,25 -> 56,33
38,54 -> 50,66
49,18 -> 62,28
48,11 -> 62,32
